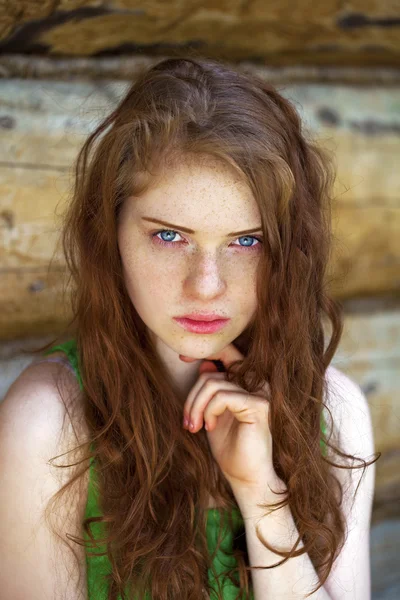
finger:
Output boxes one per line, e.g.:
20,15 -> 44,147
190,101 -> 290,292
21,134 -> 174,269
204,391 -> 269,432
184,377 -> 239,431
203,342 -> 244,371
183,372 -> 227,426
179,354 -> 199,363
183,359 -> 227,422
198,360 -> 219,375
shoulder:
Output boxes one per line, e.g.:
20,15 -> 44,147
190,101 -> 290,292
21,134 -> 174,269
324,365 -> 375,457
0,356 -> 89,474
323,364 -> 376,527
0,357 -> 90,598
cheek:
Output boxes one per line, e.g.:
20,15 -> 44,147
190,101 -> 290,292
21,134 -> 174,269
232,267 -> 259,313
122,255 -> 176,310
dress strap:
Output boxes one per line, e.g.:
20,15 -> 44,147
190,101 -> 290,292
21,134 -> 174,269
43,339 -> 83,391
32,357 -> 77,376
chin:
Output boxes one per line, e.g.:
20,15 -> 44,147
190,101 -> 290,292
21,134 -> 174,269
175,338 -> 229,357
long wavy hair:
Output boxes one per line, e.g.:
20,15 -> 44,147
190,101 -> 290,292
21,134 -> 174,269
30,56 -> 379,600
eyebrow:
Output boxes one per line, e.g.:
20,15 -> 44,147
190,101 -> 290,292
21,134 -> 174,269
141,216 -> 263,237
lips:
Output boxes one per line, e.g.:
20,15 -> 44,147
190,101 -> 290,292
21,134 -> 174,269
178,313 -> 227,322
173,317 -> 230,334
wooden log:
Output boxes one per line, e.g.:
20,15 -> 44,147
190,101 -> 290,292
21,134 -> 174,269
0,1 -> 399,66
1,55 -> 400,84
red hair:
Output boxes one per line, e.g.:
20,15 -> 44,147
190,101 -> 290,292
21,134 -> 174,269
33,57 -> 379,599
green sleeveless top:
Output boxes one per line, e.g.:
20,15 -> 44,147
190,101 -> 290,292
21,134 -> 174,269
44,339 -> 328,600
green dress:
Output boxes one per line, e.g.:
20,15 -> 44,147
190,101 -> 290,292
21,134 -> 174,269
44,339 -> 328,600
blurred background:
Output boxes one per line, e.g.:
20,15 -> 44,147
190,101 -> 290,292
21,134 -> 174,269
0,2 -> 399,598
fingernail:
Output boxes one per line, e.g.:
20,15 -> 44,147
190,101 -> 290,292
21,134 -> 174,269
183,416 -> 189,428
189,421 -> 194,430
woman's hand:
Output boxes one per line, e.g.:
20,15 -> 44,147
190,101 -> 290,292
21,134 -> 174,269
180,344 -> 282,494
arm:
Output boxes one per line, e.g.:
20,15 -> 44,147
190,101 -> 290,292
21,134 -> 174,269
234,366 -> 376,600
236,484 -> 332,600
0,361 -> 89,600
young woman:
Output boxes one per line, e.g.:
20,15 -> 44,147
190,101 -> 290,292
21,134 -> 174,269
0,57 -> 378,600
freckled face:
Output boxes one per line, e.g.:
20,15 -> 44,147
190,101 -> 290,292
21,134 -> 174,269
117,155 -> 262,361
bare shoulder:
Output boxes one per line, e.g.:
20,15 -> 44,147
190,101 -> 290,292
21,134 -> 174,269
323,364 -> 376,508
7,352 -> 89,447
1,354 -> 91,495
324,364 -> 374,454
0,357 -> 90,598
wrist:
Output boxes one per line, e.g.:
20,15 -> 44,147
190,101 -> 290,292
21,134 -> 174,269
233,476 -> 288,517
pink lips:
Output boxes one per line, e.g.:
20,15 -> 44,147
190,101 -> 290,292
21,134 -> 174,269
173,317 -> 230,334
179,312 -> 227,321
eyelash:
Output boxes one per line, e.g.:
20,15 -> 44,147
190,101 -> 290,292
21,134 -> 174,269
151,229 -> 263,250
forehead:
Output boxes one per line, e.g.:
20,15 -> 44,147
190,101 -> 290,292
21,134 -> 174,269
130,155 -> 259,225
140,153 -> 247,192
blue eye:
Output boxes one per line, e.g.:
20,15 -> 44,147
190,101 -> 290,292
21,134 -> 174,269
151,229 -> 263,250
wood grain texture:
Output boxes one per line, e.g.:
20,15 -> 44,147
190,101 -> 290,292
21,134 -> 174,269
0,0 -> 399,65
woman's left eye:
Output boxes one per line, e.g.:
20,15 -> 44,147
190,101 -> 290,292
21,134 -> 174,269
151,230 -> 263,249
